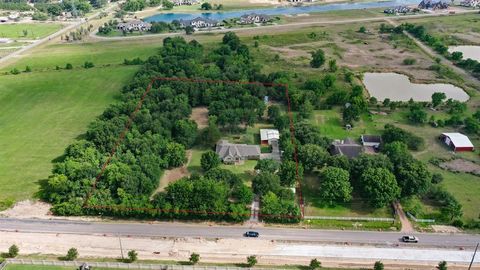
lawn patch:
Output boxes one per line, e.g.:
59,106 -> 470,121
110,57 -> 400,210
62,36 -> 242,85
0,66 -> 137,202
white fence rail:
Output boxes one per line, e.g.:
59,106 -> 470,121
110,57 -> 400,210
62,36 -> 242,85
0,261 -> 7,270
303,216 -> 395,222
5,259 -> 275,270
406,212 -> 435,223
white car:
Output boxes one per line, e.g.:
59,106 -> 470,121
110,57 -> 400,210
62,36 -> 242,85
402,235 -> 419,243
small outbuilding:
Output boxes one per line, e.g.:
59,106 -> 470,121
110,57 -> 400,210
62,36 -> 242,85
361,135 -> 382,148
260,129 -> 280,145
440,133 -> 474,152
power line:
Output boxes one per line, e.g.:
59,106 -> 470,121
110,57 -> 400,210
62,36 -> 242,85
468,243 -> 479,270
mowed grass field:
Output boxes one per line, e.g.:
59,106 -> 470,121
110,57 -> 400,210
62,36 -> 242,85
0,67 -> 136,202
0,23 -> 63,39
0,39 -> 162,204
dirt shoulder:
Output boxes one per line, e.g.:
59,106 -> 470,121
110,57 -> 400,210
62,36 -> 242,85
0,231 -> 477,269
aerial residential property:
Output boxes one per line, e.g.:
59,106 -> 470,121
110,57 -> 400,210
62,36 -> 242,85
239,13 -> 272,24
117,20 -> 152,32
178,17 -> 221,28
215,140 -> 261,164
1,0 -> 480,269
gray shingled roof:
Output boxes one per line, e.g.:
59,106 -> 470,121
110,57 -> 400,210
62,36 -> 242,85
216,140 -> 260,160
330,139 -> 363,159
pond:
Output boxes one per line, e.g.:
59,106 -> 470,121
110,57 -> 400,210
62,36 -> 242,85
448,45 -> 480,62
362,72 -> 469,102
144,0 -> 418,22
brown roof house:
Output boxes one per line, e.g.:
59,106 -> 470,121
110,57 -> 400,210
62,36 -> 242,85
330,138 -> 363,159
216,140 -> 261,165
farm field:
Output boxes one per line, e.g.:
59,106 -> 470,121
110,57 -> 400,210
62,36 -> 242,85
0,23 -> 64,39
397,13 -> 480,45
0,39 -> 159,72
0,66 -> 137,205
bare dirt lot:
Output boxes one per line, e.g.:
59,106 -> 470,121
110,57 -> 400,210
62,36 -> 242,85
190,107 -> 209,129
440,158 -> 480,175
155,150 -> 193,193
256,23 -> 441,83
0,231 -> 478,269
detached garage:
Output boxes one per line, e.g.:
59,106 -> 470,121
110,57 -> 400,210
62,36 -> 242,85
440,133 -> 474,152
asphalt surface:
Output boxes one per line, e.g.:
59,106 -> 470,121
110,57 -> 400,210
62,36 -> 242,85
1,218 -> 479,248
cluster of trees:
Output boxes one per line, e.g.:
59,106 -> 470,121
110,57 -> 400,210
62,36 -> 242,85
152,169 -> 252,221
98,20 -> 118,35
0,0 -> 32,11
200,2 -> 223,10
382,124 -> 424,150
121,0 -> 163,11
62,25 -> 93,42
396,23 -> 480,78
252,159 -> 301,223
41,33 -> 296,222
34,0 -> 95,17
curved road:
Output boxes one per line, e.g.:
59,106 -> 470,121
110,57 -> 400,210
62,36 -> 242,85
0,218 -> 479,248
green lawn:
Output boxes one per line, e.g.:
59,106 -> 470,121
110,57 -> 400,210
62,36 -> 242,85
0,23 -> 63,39
302,175 -> 393,218
1,39 -> 159,72
0,66 -> 137,204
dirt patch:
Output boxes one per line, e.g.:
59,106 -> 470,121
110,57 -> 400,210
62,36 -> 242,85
440,158 -> 480,175
0,231 -> 476,269
190,107 -> 209,129
431,225 -> 462,233
155,150 -> 193,193
264,45 -> 310,59
0,200 -> 51,219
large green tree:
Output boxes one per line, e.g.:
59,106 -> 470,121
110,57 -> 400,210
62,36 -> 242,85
298,144 -> 329,172
360,168 -> 400,208
279,160 -> 303,187
200,150 -> 221,171
318,167 -> 352,205
252,173 -> 281,196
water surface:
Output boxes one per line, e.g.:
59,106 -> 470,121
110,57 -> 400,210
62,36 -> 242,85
363,72 -> 469,102
145,0 -> 417,22
448,45 -> 480,62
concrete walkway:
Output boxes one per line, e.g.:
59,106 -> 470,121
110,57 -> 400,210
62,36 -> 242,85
249,196 -> 260,223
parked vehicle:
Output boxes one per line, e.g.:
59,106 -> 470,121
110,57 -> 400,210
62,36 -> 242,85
244,231 -> 259,237
402,235 -> 419,243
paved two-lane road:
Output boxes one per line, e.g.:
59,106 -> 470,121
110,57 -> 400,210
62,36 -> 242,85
0,218 -> 479,248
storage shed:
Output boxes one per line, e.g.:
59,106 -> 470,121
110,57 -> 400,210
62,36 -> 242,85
440,133 -> 474,152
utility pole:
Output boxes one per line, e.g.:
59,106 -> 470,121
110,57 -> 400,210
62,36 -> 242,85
118,235 -> 125,261
468,243 -> 479,270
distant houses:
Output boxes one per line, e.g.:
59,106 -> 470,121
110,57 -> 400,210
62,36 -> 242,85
384,6 -> 413,14
418,0 -> 449,9
117,20 -> 152,32
440,133 -> 474,152
173,0 -> 200,5
178,17 -> 220,28
239,13 -> 271,24
460,0 -> 479,7
216,140 -> 261,164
